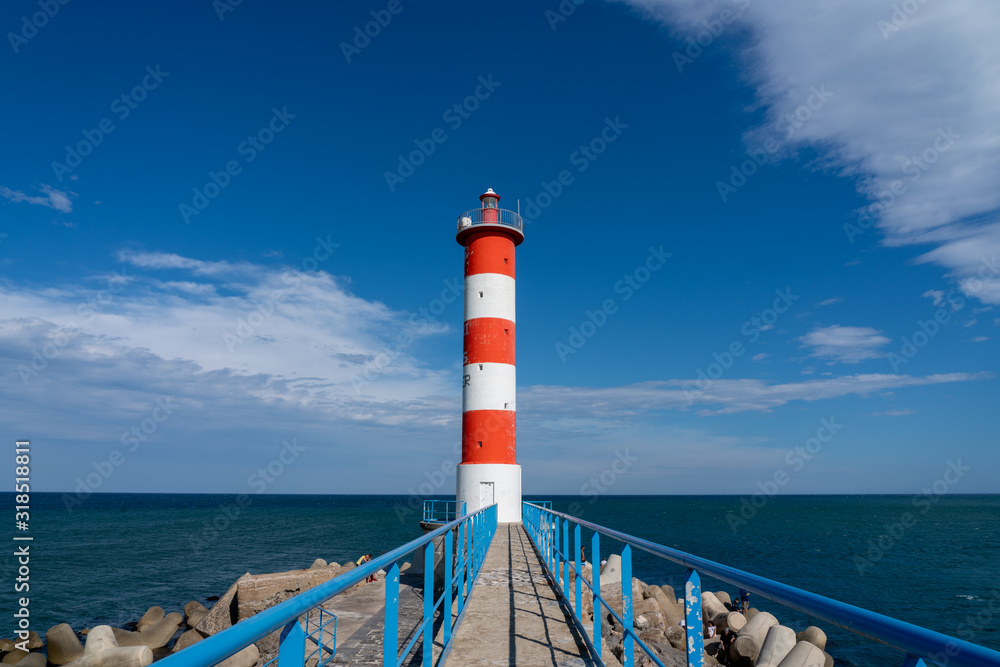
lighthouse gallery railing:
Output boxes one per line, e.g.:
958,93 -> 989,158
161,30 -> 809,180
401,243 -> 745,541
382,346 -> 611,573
156,504 -> 498,667
455,207 -> 523,233
522,502 -> 1000,667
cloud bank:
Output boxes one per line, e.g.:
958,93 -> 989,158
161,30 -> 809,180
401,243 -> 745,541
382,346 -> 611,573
618,0 -> 1000,302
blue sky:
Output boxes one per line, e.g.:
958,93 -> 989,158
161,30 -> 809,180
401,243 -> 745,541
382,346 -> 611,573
1,0 -> 997,497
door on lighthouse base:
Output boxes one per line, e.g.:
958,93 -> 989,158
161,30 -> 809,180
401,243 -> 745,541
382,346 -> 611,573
480,481 -> 495,508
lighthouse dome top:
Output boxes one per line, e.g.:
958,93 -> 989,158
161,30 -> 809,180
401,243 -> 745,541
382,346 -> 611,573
457,187 -> 524,246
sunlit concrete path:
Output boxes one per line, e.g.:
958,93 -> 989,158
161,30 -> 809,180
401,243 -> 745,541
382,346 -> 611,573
444,522 -> 621,666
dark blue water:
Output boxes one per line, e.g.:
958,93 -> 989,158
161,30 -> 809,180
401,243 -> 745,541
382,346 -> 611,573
2,493 -> 997,666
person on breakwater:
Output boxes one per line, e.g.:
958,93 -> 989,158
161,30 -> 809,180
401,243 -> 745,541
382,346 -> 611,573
356,553 -> 377,582
719,628 -> 736,665
739,587 -> 750,612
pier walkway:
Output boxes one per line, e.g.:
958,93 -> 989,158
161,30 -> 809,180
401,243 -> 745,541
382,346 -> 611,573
444,522 -> 617,666
327,522 -> 614,666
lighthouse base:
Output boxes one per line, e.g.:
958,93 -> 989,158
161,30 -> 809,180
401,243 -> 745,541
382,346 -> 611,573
457,463 -> 521,523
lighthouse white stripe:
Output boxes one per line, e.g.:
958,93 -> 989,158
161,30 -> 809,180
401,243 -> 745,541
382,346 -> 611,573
463,362 -> 516,412
465,273 -> 515,323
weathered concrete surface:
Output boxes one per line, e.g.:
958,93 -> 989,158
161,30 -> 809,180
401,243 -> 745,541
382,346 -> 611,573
195,573 -> 250,637
445,523 -> 622,666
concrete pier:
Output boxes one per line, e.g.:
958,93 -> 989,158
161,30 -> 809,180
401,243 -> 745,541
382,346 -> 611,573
326,523 -> 617,665
445,523 -> 619,666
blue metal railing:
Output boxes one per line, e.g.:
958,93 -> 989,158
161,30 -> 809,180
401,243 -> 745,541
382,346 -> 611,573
422,499 -> 466,524
157,504 -> 498,667
523,502 -> 1000,667
524,499 -> 552,510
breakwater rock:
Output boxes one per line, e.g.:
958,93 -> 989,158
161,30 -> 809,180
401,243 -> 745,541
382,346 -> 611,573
566,560 -> 836,667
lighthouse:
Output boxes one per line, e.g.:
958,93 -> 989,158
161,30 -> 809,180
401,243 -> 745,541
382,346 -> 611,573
455,188 -> 524,523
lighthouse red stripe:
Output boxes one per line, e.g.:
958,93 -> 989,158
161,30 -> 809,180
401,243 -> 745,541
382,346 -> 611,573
464,318 -> 515,365
465,232 -> 516,278
462,410 -> 516,464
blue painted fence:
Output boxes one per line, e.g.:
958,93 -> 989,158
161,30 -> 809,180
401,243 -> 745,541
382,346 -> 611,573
522,502 -> 1000,667
157,504 -> 497,667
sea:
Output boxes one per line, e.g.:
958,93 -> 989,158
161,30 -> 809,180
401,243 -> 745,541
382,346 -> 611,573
2,493 -> 998,666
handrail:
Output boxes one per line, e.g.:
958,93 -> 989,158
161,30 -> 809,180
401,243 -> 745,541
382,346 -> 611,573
422,499 -> 466,523
157,504 -> 498,667
523,502 -> 1000,667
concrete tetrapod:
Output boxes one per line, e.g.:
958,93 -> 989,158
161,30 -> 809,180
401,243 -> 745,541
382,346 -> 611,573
182,601 -> 206,618
46,623 -> 85,665
600,554 -> 623,585
16,656 -> 45,667
185,609 -> 207,628
756,625 -> 797,667
84,627 -> 118,655
215,644 -> 259,667
69,626 -> 153,667
310,558 -> 327,569
135,608 -> 163,632
797,626 -> 828,651
702,591 -> 728,622
1,650 -> 28,664
111,617 -> 179,649
715,591 -> 733,606
731,611 -> 778,665
714,611 -> 747,632
170,629 -> 204,653
775,641 -> 826,667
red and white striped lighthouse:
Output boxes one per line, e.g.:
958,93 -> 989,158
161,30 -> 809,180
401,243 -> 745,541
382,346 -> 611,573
455,188 -> 524,523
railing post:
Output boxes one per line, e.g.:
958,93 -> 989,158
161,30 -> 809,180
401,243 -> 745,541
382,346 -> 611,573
592,531 -> 601,656
444,527 -> 453,647
456,520 -> 465,618
902,656 -> 928,667
622,545 -> 634,667
382,564 -> 399,667
685,569 -> 705,667
278,619 -> 306,666
471,514 -> 478,580
574,523 -> 582,618
554,516 -> 561,585
466,513 -> 473,597
545,514 -> 556,571
562,519 -> 570,598
423,541 -> 434,665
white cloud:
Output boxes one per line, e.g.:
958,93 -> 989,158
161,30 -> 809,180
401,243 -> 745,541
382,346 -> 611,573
872,409 -> 914,416
617,0 -> 1000,303
0,184 -> 76,213
0,252 -> 990,492
798,325 -> 891,363
521,372 -> 985,418
817,297 -> 842,307
923,290 -> 946,306
971,336 -> 990,342
117,250 -> 253,278
752,352 -> 768,361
